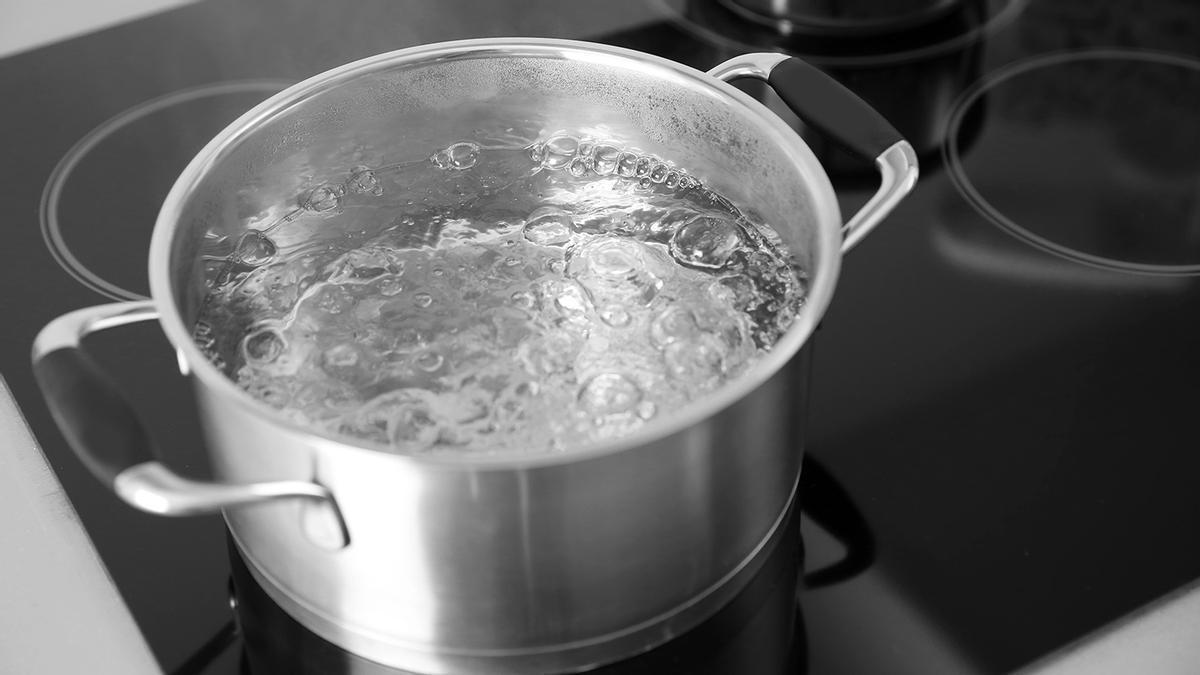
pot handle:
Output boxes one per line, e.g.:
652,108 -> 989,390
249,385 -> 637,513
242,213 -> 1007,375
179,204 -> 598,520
709,53 -> 919,253
31,302 -> 348,549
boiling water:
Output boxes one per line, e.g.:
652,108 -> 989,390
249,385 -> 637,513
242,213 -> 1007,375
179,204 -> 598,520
194,135 -> 809,456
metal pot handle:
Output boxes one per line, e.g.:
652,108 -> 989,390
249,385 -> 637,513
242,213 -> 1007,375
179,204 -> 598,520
709,53 -> 919,253
31,301 -> 348,549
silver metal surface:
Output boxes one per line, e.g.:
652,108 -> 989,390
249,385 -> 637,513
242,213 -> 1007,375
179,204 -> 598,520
708,53 -> 919,253
32,300 -> 348,549
0,375 -> 159,674
36,38 -> 912,673
843,140 -> 919,251
31,300 -> 157,357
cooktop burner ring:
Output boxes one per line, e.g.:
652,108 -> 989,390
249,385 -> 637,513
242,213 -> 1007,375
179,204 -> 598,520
943,49 -> 1200,277
649,0 -> 1029,67
39,80 -> 290,301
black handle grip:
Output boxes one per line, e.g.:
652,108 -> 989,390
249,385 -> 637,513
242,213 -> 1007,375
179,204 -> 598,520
33,347 -> 157,487
767,57 -> 905,161
799,455 -> 875,588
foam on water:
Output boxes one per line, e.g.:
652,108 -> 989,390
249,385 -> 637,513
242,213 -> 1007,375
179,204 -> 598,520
194,135 -> 809,456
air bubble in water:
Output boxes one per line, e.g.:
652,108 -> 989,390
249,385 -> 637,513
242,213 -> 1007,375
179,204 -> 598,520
432,142 -> 481,170
569,236 -> 662,306
616,152 -> 639,178
578,373 -> 642,416
242,326 -> 285,364
669,216 -> 743,270
234,232 -> 276,267
635,400 -> 657,420
543,135 -> 579,170
377,276 -> 404,296
415,350 -> 444,372
553,281 -> 590,317
510,290 -> 535,309
650,306 -> 700,346
305,185 -> 342,212
599,305 -> 631,327
447,142 -> 480,170
348,166 -> 382,195
568,157 -> 590,177
663,339 -> 724,381
523,208 -> 574,246
634,157 -> 652,177
649,164 -> 668,183
593,145 -> 620,175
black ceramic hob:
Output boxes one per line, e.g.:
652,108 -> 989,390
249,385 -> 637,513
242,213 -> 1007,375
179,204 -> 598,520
2,0 -> 1199,673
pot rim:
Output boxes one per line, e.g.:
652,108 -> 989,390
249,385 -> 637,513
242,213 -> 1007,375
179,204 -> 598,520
147,37 -> 842,470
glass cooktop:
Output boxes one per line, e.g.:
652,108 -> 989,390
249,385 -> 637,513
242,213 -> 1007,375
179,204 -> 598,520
2,0 -> 1199,672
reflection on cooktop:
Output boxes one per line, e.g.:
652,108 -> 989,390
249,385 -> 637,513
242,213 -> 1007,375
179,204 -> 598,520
40,81 -> 287,300
944,49 -> 1200,275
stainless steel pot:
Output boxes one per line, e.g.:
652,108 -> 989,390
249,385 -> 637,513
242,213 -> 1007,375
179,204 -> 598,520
32,39 -> 915,674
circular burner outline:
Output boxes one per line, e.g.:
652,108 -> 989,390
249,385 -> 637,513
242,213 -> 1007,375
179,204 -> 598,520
942,49 -> 1200,277
650,0 -> 1030,67
39,80 -> 291,301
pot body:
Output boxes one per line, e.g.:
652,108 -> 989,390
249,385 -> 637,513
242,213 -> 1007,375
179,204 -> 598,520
207,346 -> 809,673
144,39 -> 850,673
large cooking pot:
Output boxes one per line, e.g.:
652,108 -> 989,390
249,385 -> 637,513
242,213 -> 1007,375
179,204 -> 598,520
32,39 -> 915,674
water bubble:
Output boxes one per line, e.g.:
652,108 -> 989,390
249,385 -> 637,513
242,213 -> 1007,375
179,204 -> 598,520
447,142 -> 480,170
543,135 -> 579,170
593,145 -> 620,175
242,326 -> 285,364
616,152 -> 639,178
634,156 -> 653,178
635,400 -> 657,420
510,290 -> 536,309
569,236 -> 662,306
233,232 -> 277,267
415,350 -> 444,372
348,166 -> 382,195
599,305 -> 631,327
578,373 -> 642,416
527,143 -> 547,164
669,216 -> 743,270
664,172 -> 680,189
305,184 -> 343,212
649,163 -> 668,183
566,157 -> 590,177
377,276 -> 404,296
663,339 -> 724,381
523,208 -> 574,246
553,281 -> 590,316
637,178 -> 653,190
414,292 -> 433,308
432,142 -> 481,170
650,306 -> 700,346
